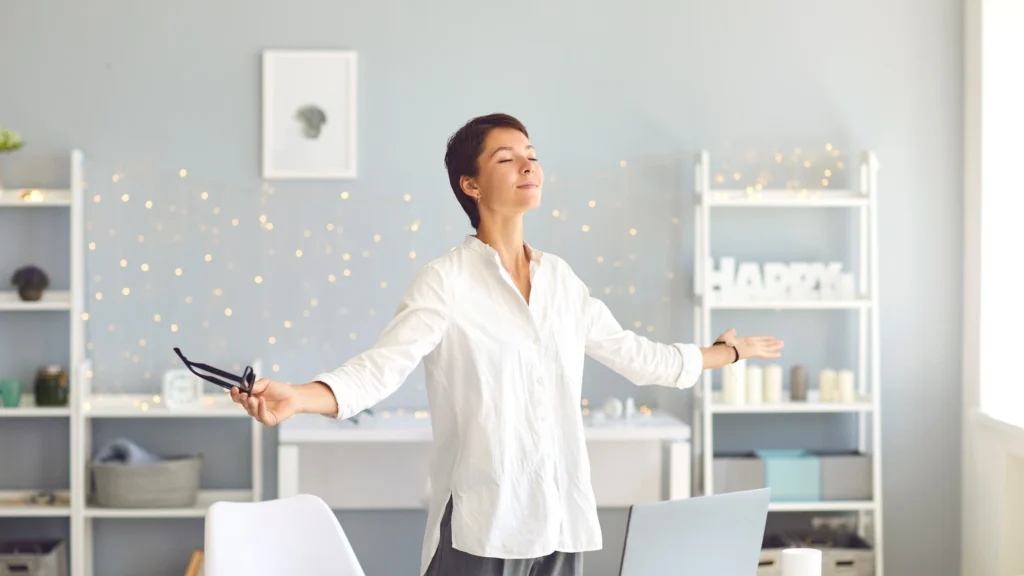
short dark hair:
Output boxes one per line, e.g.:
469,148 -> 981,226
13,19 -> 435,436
444,113 -> 529,229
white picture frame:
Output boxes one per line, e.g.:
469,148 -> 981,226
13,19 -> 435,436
262,49 -> 357,179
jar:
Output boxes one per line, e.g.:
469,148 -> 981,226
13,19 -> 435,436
34,365 -> 68,407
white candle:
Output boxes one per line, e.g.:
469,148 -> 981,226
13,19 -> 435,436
781,548 -> 822,576
764,364 -> 783,403
746,365 -> 763,404
818,368 -> 837,402
838,369 -> 856,403
722,359 -> 747,405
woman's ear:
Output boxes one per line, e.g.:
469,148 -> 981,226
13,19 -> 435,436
460,175 -> 481,202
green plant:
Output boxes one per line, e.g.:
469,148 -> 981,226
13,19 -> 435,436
0,127 -> 23,153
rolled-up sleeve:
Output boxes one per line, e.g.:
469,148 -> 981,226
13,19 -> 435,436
582,294 -> 703,390
311,263 -> 451,420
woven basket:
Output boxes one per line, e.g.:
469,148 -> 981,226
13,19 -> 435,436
89,455 -> 203,508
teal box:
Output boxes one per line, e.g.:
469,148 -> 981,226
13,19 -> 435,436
755,449 -> 821,502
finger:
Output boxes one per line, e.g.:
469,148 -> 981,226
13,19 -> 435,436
247,395 -> 259,415
243,393 -> 257,417
230,387 -> 240,403
250,377 -> 272,395
257,396 -> 274,426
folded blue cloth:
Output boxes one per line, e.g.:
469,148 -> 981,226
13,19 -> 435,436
92,437 -> 161,465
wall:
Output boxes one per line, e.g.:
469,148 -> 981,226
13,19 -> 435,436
0,0 -> 963,574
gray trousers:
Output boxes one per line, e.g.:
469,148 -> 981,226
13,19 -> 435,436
424,498 -> 584,576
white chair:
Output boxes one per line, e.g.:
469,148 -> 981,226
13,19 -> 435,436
204,493 -> 366,576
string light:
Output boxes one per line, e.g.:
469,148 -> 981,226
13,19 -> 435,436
581,225 -> 590,232
145,200 -> 153,209
254,275 -> 263,284
340,192 -> 349,199
179,169 -> 187,178
175,268 -> 183,276
552,209 -> 560,217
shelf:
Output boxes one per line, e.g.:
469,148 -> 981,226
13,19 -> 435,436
710,392 -> 875,414
700,189 -> 869,208
85,490 -> 252,518
83,393 -> 250,418
0,490 -> 71,517
0,189 -> 72,207
0,397 -> 71,417
767,500 -> 877,513
0,290 -> 72,311
703,297 -> 872,310
279,410 -> 690,443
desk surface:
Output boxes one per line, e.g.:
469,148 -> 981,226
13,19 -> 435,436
279,410 -> 691,443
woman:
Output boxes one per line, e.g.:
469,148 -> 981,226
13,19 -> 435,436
231,113 -> 784,576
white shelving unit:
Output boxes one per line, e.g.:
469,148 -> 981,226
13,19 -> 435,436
691,150 -> 883,575
0,152 -> 85,525
72,363 -> 265,576
0,151 -> 263,576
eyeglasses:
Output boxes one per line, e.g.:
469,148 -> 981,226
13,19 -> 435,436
173,347 -> 256,395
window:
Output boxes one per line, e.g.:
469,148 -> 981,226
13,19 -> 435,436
979,0 -> 1024,429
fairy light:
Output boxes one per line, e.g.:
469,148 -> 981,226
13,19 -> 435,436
341,191 -> 349,199
629,286 -> 636,294
88,242 -> 96,250
596,256 -> 604,263
825,143 -> 834,151
403,194 -> 412,201
343,269 -> 351,277
179,169 -> 187,178
112,174 -> 120,183
552,209 -> 560,217
204,254 -> 212,262
121,194 -> 129,202
139,339 -> 146,347
304,230 -> 311,238
120,259 -> 127,267
272,365 -> 280,372
629,228 -> 637,236
269,336 -> 276,344
95,292 -> 103,300
327,223 -> 335,231
200,191 -> 209,200
232,218 -> 239,226
265,223 -> 274,231
295,249 -> 303,258
213,207 -> 221,215
154,314 -> 161,322
619,160 -> 627,167
213,288 -> 223,296
410,221 -> 420,232
224,308 -> 232,316
824,169 -> 833,177
121,287 -> 130,296
581,225 -> 590,232
349,332 -> 357,340
409,251 -> 416,260
588,200 -> 596,208
254,275 -> 262,284
145,200 -> 153,209
380,281 -> 388,289
170,324 -> 178,332
373,234 -> 381,243
343,253 -> 351,260
175,268 -> 183,276
328,274 -> 336,282
81,313 -> 89,321
93,194 -> 102,203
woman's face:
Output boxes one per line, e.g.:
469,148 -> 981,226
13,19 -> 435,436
461,127 -> 543,220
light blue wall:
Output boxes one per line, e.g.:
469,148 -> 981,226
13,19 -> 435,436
0,0 -> 963,574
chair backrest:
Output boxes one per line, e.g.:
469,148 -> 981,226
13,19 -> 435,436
204,494 -> 366,576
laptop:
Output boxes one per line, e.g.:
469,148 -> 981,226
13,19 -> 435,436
618,488 -> 771,576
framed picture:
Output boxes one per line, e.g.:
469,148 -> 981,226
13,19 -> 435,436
262,50 -> 357,179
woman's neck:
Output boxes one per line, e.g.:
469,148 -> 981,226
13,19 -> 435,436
475,216 -> 528,273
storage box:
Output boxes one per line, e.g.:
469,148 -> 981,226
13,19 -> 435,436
796,532 -> 874,576
755,450 -> 821,502
819,452 -> 872,501
713,453 -> 764,494
0,539 -> 67,576
756,534 -> 787,576
89,454 -> 202,508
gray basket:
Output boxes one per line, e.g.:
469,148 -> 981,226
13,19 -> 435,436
89,455 -> 203,508
0,539 -> 67,576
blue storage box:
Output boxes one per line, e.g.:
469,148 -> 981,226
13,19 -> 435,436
755,449 -> 821,502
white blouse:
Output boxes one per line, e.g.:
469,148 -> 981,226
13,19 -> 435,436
312,235 -> 704,575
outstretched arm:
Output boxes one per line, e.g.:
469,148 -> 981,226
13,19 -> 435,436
582,295 -> 783,390
232,263 -> 451,425
309,263 -> 451,420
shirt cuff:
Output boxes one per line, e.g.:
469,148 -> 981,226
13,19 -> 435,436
311,371 -> 355,421
671,343 -> 704,390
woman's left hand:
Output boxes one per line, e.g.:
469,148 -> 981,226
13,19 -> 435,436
714,328 -> 785,360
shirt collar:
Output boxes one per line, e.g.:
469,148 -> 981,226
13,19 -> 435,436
462,235 -> 542,263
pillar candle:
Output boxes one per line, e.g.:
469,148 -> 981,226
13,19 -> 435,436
790,365 -> 808,402
818,368 -> 837,402
722,359 -> 747,405
838,369 -> 856,403
746,364 -> 763,404
781,548 -> 821,576
764,364 -> 783,403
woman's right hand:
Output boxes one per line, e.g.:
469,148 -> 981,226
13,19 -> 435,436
230,378 -> 302,426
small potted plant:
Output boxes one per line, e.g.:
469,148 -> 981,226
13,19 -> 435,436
0,126 -> 24,190
11,265 -> 49,302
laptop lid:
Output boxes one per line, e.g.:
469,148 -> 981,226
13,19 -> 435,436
618,488 -> 771,576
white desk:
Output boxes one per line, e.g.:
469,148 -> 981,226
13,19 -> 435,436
277,410 -> 691,509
